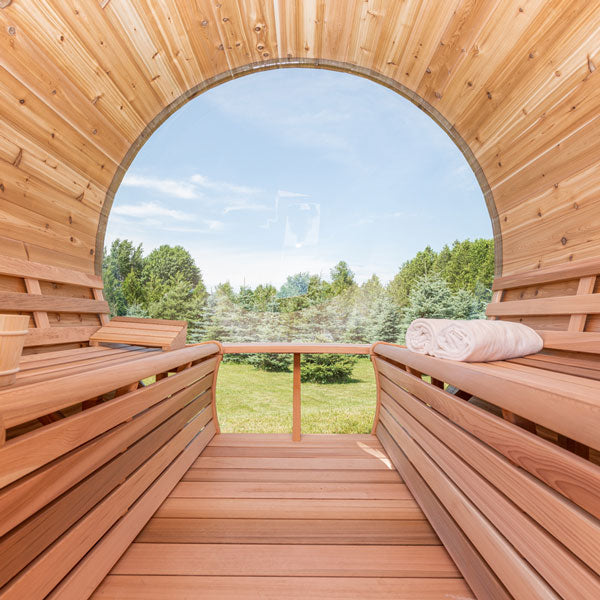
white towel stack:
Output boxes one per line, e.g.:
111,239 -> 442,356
405,318 -> 543,362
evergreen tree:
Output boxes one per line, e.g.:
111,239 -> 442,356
147,273 -> 205,341
451,288 -> 484,319
125,303 -> 149,318
344,307 -> 371,344
102,266 -> 127,317
122,270 -> 146,306
436,238 -> 494,292
330,261 -> 356,296
278,273 -> 310,298
371,297 -> 403,343
401,274 -> 457,324
301,353 -> 357,383
387,246 -> 437,308
252,284 -> 277,311
306,274 -> 332,304
236,285 -> 255,311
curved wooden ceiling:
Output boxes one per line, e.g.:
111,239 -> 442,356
0,0 -> 598,277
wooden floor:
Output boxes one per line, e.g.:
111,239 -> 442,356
93,434 -> 473,599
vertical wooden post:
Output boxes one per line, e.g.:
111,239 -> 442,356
292,353 -> 301,442
370,350 -> 382,435
492,288 -> 538,434
93,289 -> 110,325
24,278 -> 50,329
212,349 -> 223,435
568,275 -> 596,332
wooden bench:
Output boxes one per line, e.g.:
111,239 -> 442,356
370,256 -> 600,599
0,341 -> 222,599
0,256 -> 227,598
372,343 -> 600,600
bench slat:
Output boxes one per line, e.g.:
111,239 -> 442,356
1,414 -> 211,600
492,257 -> 600,290
0,290 -> 108,313
0,394 -> 209,586
0,255 -> 103,288
46,422 -> 215,600
486,293 -> 600,316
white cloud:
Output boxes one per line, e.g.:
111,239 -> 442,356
121,174 -> 199,200
159,222 -> 224,233
113,201 -> 190,221
190,174 -> 261,195
278,190 -> 309,198
206,220 -> 224,231
223,202 -> 269,214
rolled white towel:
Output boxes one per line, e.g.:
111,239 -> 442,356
432,320 -> 543,362
405,318 -> 455,355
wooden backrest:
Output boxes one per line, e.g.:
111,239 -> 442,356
90,317 -> 188,351
0,255 -> 109,352
372,343 -> 600,600
0,342 -> 220,599
488,256 -> 600,357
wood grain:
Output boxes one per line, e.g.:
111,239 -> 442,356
92,576 -> 475,600
112,543 -> 460,578
373,354 -> 600,518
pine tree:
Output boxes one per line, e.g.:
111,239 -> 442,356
344,307 -> 371,343
147,274 -> 205,341
371,297 -> 403,343
330,261 -> 356,296
387,246 -> 437,308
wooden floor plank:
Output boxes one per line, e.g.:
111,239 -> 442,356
207,433 -> 381,447
169,481 -> 412,499
201,445 -> 389,458
94,433 -> 470,599
154,497 -> 425,520
112,543 -> 461,578
182,467 -> 402,483
191,457 -> 393,470
93,576 -> 475,600
136,518 -> 440,545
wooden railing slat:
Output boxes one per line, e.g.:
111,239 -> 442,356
222,343 -> 370,354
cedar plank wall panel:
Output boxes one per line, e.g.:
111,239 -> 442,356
0,1 -> 597,277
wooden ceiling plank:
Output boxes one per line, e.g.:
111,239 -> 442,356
107,1 -> 189,104
53,1 -> 164,128
416,0 -> 502,105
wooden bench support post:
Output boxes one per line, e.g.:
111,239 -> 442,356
292,353 -> 301,442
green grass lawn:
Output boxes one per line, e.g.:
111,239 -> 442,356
216,357 -> 376,434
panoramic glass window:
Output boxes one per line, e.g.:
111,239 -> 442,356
105,68 -> 493,433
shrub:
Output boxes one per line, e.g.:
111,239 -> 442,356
249,353 -> 292,372
301,353 -> 357,383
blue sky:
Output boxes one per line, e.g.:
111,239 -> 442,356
107,68 -> 491,290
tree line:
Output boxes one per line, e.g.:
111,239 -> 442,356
103,238 -> 494,380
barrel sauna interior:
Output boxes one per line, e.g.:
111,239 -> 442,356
1,1 -> 599,598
